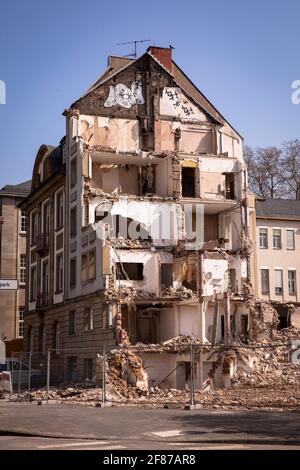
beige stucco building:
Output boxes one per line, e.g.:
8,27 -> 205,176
255,199 -> 300,328
21,46 -> 255,388
0,180 -> 31,357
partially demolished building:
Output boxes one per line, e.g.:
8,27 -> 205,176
21,47 -> 257,388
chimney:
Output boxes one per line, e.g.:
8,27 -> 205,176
147,46 -> 172,73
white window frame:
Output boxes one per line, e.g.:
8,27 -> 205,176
286,229 -> 295,250
20,210 -> 27,233
18,307 -> 25,338
273,228 -> 281,250
259,227 -> 268,249
261,268 -> 270,294
288,269 -> 297,295
274,269 -> 283,295
20,254 -> 26,285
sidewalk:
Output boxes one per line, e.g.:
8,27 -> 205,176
1,401 -> 300,445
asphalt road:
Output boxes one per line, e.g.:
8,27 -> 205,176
1,401 -> 300,449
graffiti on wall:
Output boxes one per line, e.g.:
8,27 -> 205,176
160,87 -> 207,121
104,81 -> 145,109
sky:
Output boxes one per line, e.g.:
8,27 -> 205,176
0,0 -> 299,188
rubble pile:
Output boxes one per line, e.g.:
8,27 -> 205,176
107,347 -> 149,398
134,335 -> 211,354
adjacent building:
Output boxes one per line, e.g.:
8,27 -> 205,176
255,198 -> 300,328
20,46 -> 254,387
0,180 -> 31,357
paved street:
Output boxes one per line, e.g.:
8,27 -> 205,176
1,401 -> 300,449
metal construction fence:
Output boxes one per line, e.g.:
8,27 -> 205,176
9,346 -> 108,405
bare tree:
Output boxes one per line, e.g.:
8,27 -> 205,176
245,145 -> 284,198
281,140 -> 300,199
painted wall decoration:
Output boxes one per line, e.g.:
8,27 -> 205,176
104,81 -> 145,109
160,87 -> 207,121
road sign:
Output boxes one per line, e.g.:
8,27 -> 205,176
0,279 -> 18,290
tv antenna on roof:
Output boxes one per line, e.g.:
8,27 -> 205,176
116,39 -> 151,59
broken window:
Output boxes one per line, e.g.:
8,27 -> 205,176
225,173 -> 235,199
161,263 -> 173,289
259,228 -> 268,249
116,262 -> 144,280
274,305 -> 290,329
261,268 -> 270,294
141,165 -> 155,195
181,167 -> 196,197
240,314 -> 248,336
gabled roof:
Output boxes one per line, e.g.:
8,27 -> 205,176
70,50 -> 243,137
0,179 -> 32,198
256,199 -> 300,219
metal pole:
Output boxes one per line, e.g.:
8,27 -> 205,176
102,345 -> 106,406
28,351 -> 32,401
190,344 -> 194,407
18,353 -> 22,397
11,352 -> 14,395
46,349 -> 51,404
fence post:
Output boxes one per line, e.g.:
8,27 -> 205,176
28,351 -> 32,401
190,344 -> 195,407
18,353 -> 22,397
102,345 -> 106,406
46,349 -> 51,404
11,351 -> 14,395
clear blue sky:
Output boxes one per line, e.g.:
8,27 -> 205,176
0,0 -> 299,188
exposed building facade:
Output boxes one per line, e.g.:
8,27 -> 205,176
0,180 -> 31,357
21,47 -> 254,387
255,199 -> 300,329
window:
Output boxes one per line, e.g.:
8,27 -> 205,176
84,359 -> 93,380
181,167 -> 195,198
161,263 -> 173,289
42,260 -> 49,296
81,250 -> 96,283
40,324 -> 46,355
31,212 -> 38,245
56,254 -> 63,293
67,356 -> 77,382
30,266 -> 37,301
225,173 -> 235,199
81,253 -> 87,283
273,229 -> 281,249
89,250 -> 96,279
70,207 -> 77,238
240,314 -> 248,336
71,158 -> 77,188
259,228 -> 268,249
53,322 -> 60,353
288,270 -> 297,294
116,262 -> 144,280
20,210 -> 27,232
261,269 -> 269,294
43,201 -> 50,235
18,307 -> 25,337
274,269 -> 283,295
70,258 -> 76,288
69,311 -> 76,335
84,308 -> 94,332
56,190 -> 64,229
20,254 -> 26,284
286,230 -> 295,250
28,326 -> 33,352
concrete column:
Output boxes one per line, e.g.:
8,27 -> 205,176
224,292 -> 231,347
